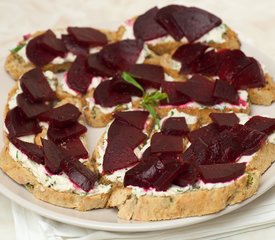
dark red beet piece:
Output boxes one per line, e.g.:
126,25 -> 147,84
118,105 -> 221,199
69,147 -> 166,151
233,58 -> 266,89
66,56 -> 93,94
173,7 -> 222,42
213,79 -> 239,104
199,163 -> 246,183
172,43 -> 208,74
245,116 -> 275,135
103,140 -> 139,174
161,117 -> 189,136
17,93 -> 51,119
60,138 -> 88,160
133,7 -> 167,41
42,139 -> 64,174
155,5 -> 187,41
40,30 -> 67,56
62,34 -> 89,56
47,122 -> 87,144
188,123 -> 219,145
173,162 -> 199,187
26,33 -> 57,66
68,27 -> 107,46
178,74 -> 216,105
128,64 -> 164,89
87,53 -> 117,77
114,111 -> 149,130
20,68 -> 56,102
61,158 -> 97,192
98,39 -> 144,71
160,81 -> 190,105
107,119 -> 147,149
38,103 -> 81,128
151,132 -> 183,153
94,80 -> 132,107
124,154 -> 183,191
9,137 -> 44,164
5,107 -> 41,138
209,113 -> 240,129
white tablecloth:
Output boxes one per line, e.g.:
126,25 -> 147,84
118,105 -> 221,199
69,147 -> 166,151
1,0 -> 275,239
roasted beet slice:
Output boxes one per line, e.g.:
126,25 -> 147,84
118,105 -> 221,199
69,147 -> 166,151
26,33 -> 57,66
9,137 -> 44,164
155,5 -> 187,41
17,93 -> 51,119
124,154 -> 182,191
199,163 -> 246,183
114,111 -> 149,130
160,81 -> 190,105
173,7 -> 222,42
128,64 -> 164,89
47,122 -> 87,144
178,74 -> 216,105
161,117 -> 189,136
210,113 -> 239,129
94,80 -> 132,107
233,58 -> 266,89
213,79 -> 239,104
98,39 -> 144,71
61,158 -> 97,192
5,107 -> 41,138
60,138 -> 88,160
173,162 -> 199,187
42,139 -> 64,174
62,34 -> 89,56
38,103 -> 81,128
87,53 -> 117,77
188,123 -> 219,145
172,43 -> 208,74
151,132 -> 183,153
68,27 -> 107,46
20,68 -> 56,102
133,7 -> 167,41
108,119 -> 147,149
103,140 -> 139,174
66,56 -> 93,94
40,30 -> 67,56
245,116 -> 275,135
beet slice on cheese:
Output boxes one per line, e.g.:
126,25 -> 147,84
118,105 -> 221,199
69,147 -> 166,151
114,111 -> 149,130
5,107 -> 41,138
67,27 -> 107,46
47,122 -> 87,144
62,34 -> 89,56
173,162 -> 199,187
161,117 -> 189,136
188,123 -> 219,145
103,139 -> 139,174
199,163 -> 246,183
16,93 -> 51,119
61,158 -> 98,192
209,113 -> 240,129
133,7 -> 167,41
60,138 -> 88,160
20,68 -> 56,102
128,64 -> 164,89
213,79 -> 239,104
9,137 -> 44,164
66,56 -> 93,94
98,39 -> 144,71
245,116 -> 275,135
151,132 -> 183,153
38,103 -> 81,128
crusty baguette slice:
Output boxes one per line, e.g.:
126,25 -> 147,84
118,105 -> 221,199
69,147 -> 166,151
5,27 -> 125,80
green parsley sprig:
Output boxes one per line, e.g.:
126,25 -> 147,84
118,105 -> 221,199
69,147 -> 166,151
121,72 -> 168,128
10,43 -> 26,54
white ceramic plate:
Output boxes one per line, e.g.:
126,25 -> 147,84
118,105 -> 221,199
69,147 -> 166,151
0,43 -> 275,232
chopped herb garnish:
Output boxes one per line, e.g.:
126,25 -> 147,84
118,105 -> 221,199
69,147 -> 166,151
16,151 -> 19,159
121,72 -> 168,128
10,43 -> 26,54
